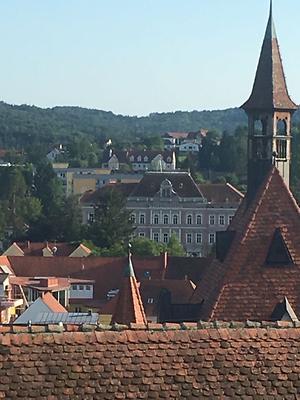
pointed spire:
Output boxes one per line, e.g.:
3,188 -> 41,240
266,0 -> 276,40
242,2 -> 297,111
111,247 -> 147,326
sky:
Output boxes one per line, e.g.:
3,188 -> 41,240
0,0 -> 299,116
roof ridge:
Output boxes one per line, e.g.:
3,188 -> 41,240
2,320 -> 300,335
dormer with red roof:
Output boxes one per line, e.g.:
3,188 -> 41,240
242,1 -> 298,201
111,251 -> 147,326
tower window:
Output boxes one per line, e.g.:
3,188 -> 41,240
276,119 -> 287,136
276,139 -> 287,159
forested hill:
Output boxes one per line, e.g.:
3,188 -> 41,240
1,101 -> 300,148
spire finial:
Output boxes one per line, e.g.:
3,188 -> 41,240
270,0 -> 273,16
124,243 -> 135,277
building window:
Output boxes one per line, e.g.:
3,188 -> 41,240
228,215 -> 234,224
72,285 -> 77,290
163,215 -> 169,225
139,232 -> 145,238
163,233 -> 169,243
186,233 -> 192,244
153,214 -> 159,224
147,298 -> 154,304
196,215 -> 202,225
173,215 -> 178,225
196,233 -> 202,244
139,214 -> 145,224
85,285 -> 91,291
187,215 -> 193,225
209,215 -> 215,225
144,156 -> 148,162
209,233 -> 216,244
131,213 -> 136,224
88,213 -> 94,223
153,233 -> 159,242
137,156 -> 142,162
219,215 -> 225,226
162,188 -> 171,198
79,285 -> 84,290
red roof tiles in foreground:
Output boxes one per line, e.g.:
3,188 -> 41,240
1,323 -> 300,399
192,167 -> 300,321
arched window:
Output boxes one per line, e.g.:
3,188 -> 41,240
163,215 -> 169,225
254,117 -> 267,136
254,119 -> 263,135
160,179 -> 173,198
137,156 -> 142,162
153,214 -> 159,224
187,215 -> 192,225
196,215 -> 202,225
173,215 -> 178,225
277,119 -> 287,136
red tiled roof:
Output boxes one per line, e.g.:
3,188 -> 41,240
15,241 -> 83,257
80,182 -> 138,204
8,254 -> 166,301
163,131 -> 189,139
192,167 -> 300,321
1,324 -> 300,398
165,256 -> 211,284
41,292 -> 67,313
242,5 -> 297,111
198,183 -> 244,204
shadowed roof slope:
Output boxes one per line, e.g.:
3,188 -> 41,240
130,172 -> 204,198
242,2 -> 297,111
111,253 -> 147,325
192,167 -> 300,321
198,183 -> 244,204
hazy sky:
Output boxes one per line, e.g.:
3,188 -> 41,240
0,1 -> 299,116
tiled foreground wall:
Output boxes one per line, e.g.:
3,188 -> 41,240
0,322 -> 300,399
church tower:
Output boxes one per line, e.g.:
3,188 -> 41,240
242,1 -> 298,201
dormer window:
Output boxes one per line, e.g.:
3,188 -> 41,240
160,179 -> 173,198
137,156 -> 142,162
144,156 -> 148,162
265,228 -> 293,266
129,155 -> 134,162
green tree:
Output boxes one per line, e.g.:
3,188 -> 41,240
87,188 -> 135,248
142,135 -> 164,151
59,196 -> 83,241
131,237 -> 166,256
166,234 -> 186,256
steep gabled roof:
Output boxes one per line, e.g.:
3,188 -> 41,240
192,167 -> 300,321
111,253 -> 147,325
242,2 -> 297,111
